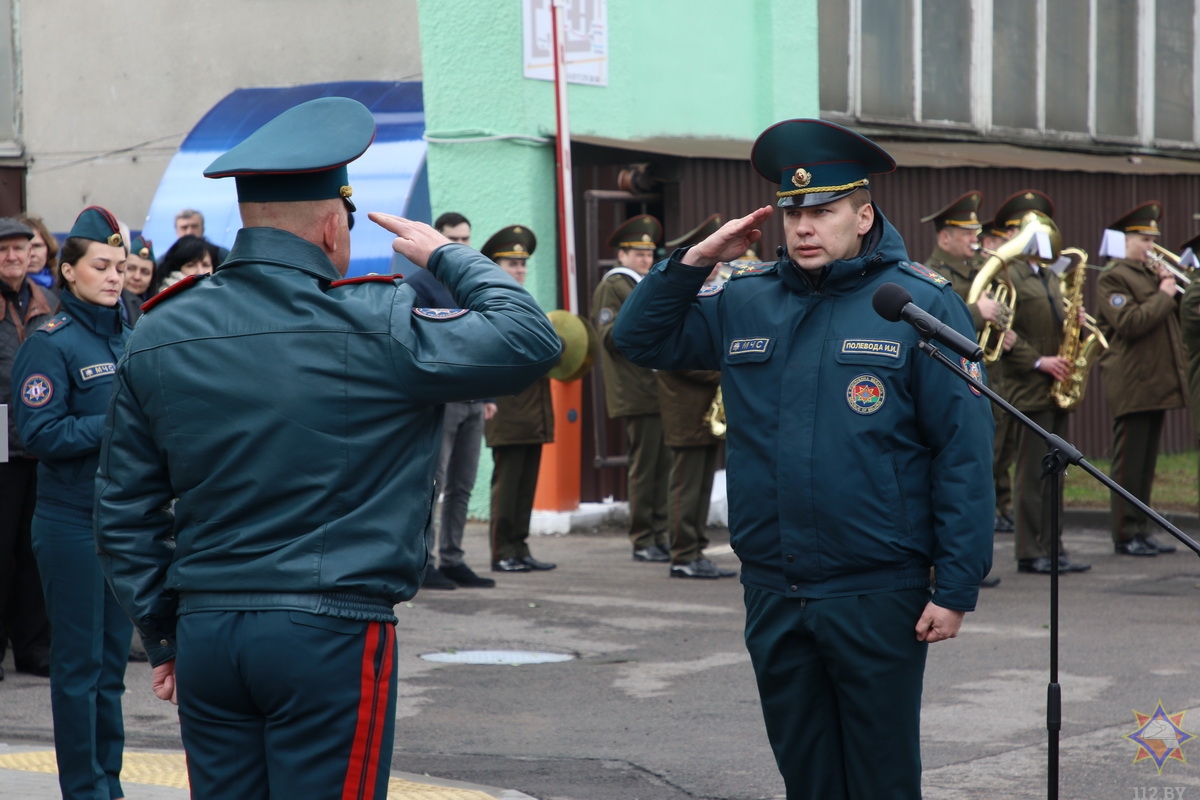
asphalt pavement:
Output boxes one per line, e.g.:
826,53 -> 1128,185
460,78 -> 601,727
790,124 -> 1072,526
2,512 -> 1200,799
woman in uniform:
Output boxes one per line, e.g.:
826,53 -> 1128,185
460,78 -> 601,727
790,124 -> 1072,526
12,206 -> 133,800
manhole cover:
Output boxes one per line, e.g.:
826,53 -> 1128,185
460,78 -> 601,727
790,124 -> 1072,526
419,649 -> 575,665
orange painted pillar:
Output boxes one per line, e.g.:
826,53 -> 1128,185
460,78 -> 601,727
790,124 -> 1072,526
533,379 -> 582,511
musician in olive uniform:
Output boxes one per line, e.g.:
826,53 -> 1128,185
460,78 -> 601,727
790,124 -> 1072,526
989,191 -> 1056,538
592,215 -> 671,561
481,225 -> 557,572
1177,232 -> 1200,512
1097,202 -> 1184,556
656,215 -> 736,579
922,191 -> 988,329
994,191 -> 1091,574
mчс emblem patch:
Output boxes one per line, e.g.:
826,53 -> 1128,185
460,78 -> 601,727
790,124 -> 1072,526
846,374 -> 885,415
960,357 -> 983,396
1125,700 -> 1193,773
21,374 -> 53,407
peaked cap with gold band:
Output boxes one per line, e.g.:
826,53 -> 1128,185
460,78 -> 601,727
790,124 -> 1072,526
920,190 -> 983,230
129,235 -> 155,262
203,97 -> 375,212
608,215 -> 662,250
979,217 -> 1007,239
665,213 -> 722,249
68,206 -> 125,248
482,224 -> 537,261
750,118 -> 896,208
1107,201 -> 1162,237
993,190 -> 1055,228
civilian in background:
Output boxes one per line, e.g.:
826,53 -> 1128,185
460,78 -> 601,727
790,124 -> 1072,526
155,234 -> 214,291
173,208 -> 229,265
20,215 -> 59,294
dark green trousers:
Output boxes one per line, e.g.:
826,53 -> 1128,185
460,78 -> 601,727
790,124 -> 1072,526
626,414 -> 668,550
489,444 -> 542,561
1110,411 -> 1165,543
666,444 -> 718,564
1014,409 -> 1068,560
992,402 -> 1020,516
743,586 -> 929,800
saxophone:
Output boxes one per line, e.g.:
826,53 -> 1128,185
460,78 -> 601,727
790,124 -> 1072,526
1051,247 -> 1109,410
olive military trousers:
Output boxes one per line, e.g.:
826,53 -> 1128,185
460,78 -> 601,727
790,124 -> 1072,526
744,586 -> 929,800
1110,410 -> 1165,544
1014,409 -> 1069,561
625,413 -> 669,551
489,443 -> 543,562
666,443 -> 719,564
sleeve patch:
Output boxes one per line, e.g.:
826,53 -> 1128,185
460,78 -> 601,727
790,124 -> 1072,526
697,283 -> 724,298
21,374 -> 53,407
413,307 -> 469,320
597,307 -> 615,325
899,261 -> 951,287
1110,294 -> 1127,307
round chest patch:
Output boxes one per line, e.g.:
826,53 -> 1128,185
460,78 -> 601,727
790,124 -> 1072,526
846,374 -> 886,415
1110,294 -> 1127,308
413,307 -> 468,320
960,357 -> 984,396
21,374 -> 53,408
597,307 -> 615,325
697,283 -> 724,298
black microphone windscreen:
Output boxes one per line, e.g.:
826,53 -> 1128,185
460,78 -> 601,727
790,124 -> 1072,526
872,282 -> 912,322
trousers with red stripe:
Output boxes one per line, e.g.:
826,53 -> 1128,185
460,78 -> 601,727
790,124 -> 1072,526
175,610 -> 397,799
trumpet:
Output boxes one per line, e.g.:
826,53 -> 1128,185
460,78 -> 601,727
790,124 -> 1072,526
703,386 -> 726,439
967,210 -> 1062,363
1146,243 -> 1193,294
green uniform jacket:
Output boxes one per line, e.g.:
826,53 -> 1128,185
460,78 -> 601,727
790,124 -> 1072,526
95,231 -> 561,666
925,246 -> 985,332
1179,277 -> 1200,432
656,370 -> 721,448
997,262 -> 1064,413
1096,258 -> 1187,419
592,269 -> 659,417
484,377 -> 554,447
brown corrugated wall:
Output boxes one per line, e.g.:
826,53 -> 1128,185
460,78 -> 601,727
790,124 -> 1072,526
570,145 -> 1197,500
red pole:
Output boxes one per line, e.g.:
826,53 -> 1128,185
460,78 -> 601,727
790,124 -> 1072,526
551,0 -> 578,314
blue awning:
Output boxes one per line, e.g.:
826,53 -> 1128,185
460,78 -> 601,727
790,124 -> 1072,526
141,81 -> 429,277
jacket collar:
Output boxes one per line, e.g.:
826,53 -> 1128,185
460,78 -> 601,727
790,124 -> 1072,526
60,288 -> 124,336
218,227 -> 342,282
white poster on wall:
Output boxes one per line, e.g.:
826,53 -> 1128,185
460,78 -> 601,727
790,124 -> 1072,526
523,0 -> 608,87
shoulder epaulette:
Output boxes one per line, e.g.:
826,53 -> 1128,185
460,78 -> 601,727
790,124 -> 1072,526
328,273 -> 403,288
37,314 -> 71,334
141,274 -> 207,313
898,260 -> 951,288
729,261 -> 778,280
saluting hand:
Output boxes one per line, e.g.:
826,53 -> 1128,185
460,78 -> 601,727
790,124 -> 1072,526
368,213 -> 452,269
915,602 -> 965,643
681,206 -> 775,269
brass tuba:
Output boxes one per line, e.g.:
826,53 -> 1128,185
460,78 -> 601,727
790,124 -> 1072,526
967,210 -> 1062,363
1050,248 -> 1109,410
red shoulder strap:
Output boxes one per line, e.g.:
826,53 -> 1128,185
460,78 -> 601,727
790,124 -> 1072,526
141,274 -> 206,312
328,274 -> 403,287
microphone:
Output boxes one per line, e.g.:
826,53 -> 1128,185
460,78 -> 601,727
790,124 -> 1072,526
872,282 -> 984,362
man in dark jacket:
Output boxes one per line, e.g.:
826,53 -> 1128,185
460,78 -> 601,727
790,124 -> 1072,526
0,216 -> 53,680
95,98 -> 561,799
613,119 -> 994,800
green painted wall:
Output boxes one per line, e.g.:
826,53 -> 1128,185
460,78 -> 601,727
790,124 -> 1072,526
417,0 -> 818,522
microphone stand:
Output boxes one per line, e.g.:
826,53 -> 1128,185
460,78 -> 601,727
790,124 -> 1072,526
915,339 -> 1200,800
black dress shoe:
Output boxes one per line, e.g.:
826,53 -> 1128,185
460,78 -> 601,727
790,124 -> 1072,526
1115,535 -> 1158,556
670,560 -> 721,579
994,513 -> 1015,533
1142,534 -> 1177,554
440,563 -> 496,588
980,573 -> 1001,588
492,557 -> 533,572
633,544 -> 670,562
421,566 -> 458,590
1058,555 -> 1091,573
14,659 -> 51,677
1017,557 -> 1056,574
694,558 -> 737,578
520,555 -> 557,571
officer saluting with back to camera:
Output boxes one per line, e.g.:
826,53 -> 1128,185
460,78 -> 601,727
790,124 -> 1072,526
95,96 -> 561,799
613,118 -> 994,799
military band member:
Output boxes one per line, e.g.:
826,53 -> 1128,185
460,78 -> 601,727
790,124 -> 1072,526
1177,232 -> 1200,514
923,191 -> 993,331
657,214 -> 736,579
592,215 -> 671,562
1097,202 -> 1184,556
481,225 -> 558,573
992,191 -> 1091,574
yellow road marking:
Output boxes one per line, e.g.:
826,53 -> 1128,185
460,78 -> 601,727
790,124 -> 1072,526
0,751 -> 495,799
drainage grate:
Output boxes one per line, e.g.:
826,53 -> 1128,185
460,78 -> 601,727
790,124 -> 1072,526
419,649 -> 575,665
